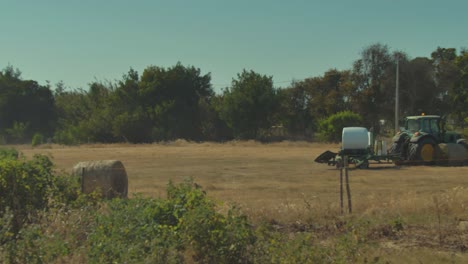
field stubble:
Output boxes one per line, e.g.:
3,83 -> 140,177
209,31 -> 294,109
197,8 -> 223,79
17,140 -> 468,261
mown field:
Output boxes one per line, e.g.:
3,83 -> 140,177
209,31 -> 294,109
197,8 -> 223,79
17,141 -> 468,262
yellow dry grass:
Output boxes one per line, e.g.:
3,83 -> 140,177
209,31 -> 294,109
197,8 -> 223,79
15,141 -> 468,261
17,141 -> 468,223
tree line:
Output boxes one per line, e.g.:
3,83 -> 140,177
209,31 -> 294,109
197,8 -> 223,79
1,44 -> 467,144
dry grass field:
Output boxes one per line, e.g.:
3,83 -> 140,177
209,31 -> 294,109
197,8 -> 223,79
16,141 -> 468,262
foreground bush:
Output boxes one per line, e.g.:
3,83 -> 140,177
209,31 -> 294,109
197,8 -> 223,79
0,148 -> 18,160
0,155 -> 55,233
88,180 -> 254,263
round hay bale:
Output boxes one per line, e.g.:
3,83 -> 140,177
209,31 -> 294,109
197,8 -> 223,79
436,143 -> 468,166
72,160 -> 128,199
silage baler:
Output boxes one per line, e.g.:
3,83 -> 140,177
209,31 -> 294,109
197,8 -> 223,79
315,127 -> 400,168
315,115 -> 468,168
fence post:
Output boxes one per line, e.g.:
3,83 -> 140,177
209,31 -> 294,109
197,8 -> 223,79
345,168 -> 352,213
340,167 -> 344,215
344,156 -> 352,213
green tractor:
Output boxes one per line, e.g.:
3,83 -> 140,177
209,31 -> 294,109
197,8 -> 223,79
388,115 -> 468,165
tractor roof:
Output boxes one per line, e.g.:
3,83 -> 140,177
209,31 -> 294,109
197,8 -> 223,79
405,115 -> 440,120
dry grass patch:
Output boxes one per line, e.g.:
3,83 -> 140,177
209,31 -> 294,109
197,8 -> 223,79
15,142 -> 468,259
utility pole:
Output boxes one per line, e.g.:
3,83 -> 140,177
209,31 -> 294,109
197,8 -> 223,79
395,57 -> 399,133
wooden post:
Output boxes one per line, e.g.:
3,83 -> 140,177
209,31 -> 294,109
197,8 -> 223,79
344,156 -> 352,213
340,167 -> 344,215
345,167 -> 352,213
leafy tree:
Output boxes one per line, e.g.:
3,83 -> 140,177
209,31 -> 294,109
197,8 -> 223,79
350,44 -> 394,132
397,57 -> 441,116
111,107 -> 153,142
138,63 -> 213,141
54,64 -> 214,144
0,66 -> 55,143
103,69 -> 153,142
452,50 -> 468,128
220,70 -> 277,139
198,94 -> 233,141
429,47 -> 467,127
54,87 -> 91,144
274,69 -> 353,139
54,82 -> 116,144
80,82 -> 116,143
276,84 -> 312,138
431,47 -> 457,63
430,47 -> 458,115
306,69 -> 353,120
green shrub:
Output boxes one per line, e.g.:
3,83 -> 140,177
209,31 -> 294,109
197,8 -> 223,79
87,197 -> 183,263
49,174 -> 82,207
0,154 -> 81,233
180,204 -> 254,263
87,179 -> 255,263
318,111 -> 363,142
31,133 -> 44,147
168,180 -> 255,263
0,155 -> 55,232
53,125 -> 85,145
0,148 -> 19,160
1,223 -> 69,264
252,223 -> 325,263
0,208 -> 14,245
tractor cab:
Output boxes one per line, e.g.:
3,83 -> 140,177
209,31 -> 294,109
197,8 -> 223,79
402,115 -> 463,144
403,115 -> 442,143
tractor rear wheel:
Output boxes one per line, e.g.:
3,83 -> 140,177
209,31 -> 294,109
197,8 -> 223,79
388,135 -> 409,165
408,138 -> 436,165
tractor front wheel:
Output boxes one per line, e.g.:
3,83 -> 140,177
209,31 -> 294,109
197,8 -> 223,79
408,138 -> 436,165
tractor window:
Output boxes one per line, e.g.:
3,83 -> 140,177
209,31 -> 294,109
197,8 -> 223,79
430,119 -> 439,133
421,119 -> 430,132
407,119 -> 420,132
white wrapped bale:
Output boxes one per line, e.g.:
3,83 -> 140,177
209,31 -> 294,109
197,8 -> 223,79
342,127 -> 370,151
73,160 -> 128,199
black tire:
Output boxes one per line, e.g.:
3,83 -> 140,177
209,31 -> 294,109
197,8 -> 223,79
407,143 -> 419,163
388,142 -> 400,155
407,138 -> 436,165
389,142 -> 403,165
389,135 -> 409,165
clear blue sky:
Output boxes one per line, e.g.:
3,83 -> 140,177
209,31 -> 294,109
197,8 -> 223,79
1,0 -> 467,92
